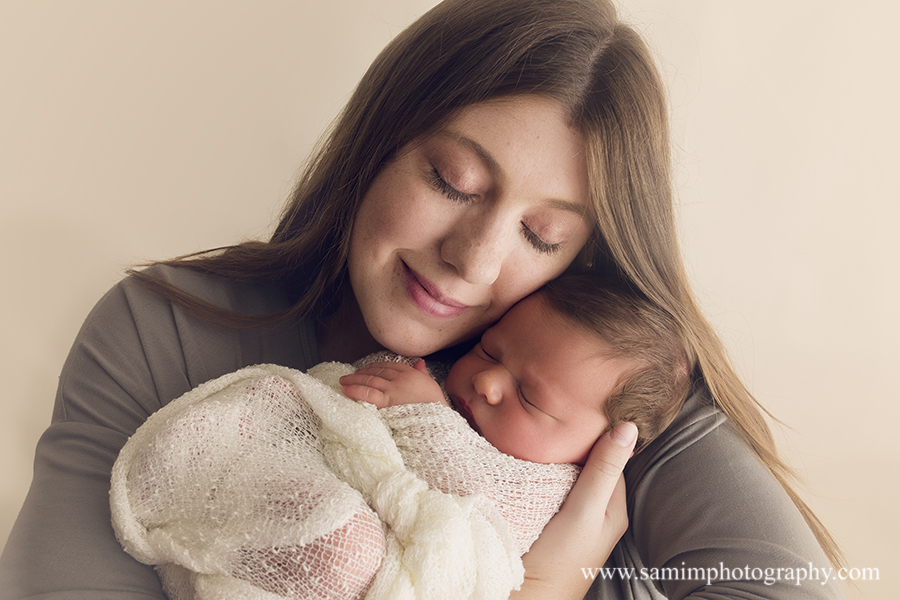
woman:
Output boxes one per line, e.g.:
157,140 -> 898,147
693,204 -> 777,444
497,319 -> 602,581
0,0 -> 843,598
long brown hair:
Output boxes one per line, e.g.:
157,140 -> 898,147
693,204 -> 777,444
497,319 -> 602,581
132,0 -> 843,567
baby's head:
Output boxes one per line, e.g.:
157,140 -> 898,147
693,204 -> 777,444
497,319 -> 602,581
445,273 -> 694,464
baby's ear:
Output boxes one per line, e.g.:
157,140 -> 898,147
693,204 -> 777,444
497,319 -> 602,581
413,359 -> 428,373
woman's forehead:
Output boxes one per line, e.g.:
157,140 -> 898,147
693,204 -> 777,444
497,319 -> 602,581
425,97 -> 591,205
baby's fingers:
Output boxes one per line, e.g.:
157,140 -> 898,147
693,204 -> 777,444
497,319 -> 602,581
339,373 -> 390,408
350,363 -> 409,380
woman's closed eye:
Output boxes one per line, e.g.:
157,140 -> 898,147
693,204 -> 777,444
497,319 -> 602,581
520,223 -> 561,255
429,167 -> 475,204
430,164 -> 568,256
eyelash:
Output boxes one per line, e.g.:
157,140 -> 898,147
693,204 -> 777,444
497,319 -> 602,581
478,343 -> 496,362
517,388 -> 534,408
429,168 -> 474,204
478,343 -> 547,416
520,223 -> 561,255
429,167 -> 562,256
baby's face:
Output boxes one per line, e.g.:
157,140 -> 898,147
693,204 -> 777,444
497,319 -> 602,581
445,294 -> 635,464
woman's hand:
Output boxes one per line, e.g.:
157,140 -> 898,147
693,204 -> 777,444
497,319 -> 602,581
511,422 -> 637,600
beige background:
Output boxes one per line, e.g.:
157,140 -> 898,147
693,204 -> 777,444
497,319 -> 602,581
1,1 -> 896,598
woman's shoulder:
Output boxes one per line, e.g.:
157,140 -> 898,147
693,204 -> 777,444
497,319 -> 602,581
56,265 -> 317,428
616,383 -> 842,599
624,383 -> 755,496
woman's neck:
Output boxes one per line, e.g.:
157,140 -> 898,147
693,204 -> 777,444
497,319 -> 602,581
316,293 -> 384,364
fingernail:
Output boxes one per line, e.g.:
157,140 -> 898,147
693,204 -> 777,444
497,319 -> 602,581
611,422 -> 638,447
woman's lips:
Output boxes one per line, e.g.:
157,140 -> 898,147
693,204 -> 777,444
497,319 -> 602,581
402,262 -> 469,319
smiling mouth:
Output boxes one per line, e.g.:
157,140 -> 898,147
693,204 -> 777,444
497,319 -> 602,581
402,262 -> 470,319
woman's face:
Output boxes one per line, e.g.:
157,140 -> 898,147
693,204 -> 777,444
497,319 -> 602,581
348,96 -> 592,357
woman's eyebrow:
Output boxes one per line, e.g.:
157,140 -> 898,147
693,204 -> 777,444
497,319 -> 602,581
436,131 -> 587,216
437,131 -> 500,173
546,198 -> 588,217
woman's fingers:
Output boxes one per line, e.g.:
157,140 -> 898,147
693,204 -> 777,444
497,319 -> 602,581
512,422 -> 637,600
564,421 -> 636,522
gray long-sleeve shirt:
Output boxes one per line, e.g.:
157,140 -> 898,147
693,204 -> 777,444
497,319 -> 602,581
0,265 -> 844,599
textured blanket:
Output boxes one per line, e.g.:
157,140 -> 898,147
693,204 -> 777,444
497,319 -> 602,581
110,359 -> 579,600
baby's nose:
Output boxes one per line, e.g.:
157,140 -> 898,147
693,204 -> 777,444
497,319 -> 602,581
472,369 -> 503,405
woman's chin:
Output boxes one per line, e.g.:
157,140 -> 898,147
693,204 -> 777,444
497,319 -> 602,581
376,337 -> 446,359
372,324 -> 466,359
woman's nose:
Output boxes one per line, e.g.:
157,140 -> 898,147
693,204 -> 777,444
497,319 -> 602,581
440,212 -> 512,285
472,368 -> 503,405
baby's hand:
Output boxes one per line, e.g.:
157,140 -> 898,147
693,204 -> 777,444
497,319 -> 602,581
339,360 -> 447,409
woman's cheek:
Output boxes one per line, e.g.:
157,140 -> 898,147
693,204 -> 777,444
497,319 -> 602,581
490,268 -> 551,315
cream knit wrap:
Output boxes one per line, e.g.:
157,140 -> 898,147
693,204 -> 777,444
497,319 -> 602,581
110,357 -> 579,600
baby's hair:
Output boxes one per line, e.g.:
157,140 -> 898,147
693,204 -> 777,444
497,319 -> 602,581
538,273 -> 696,453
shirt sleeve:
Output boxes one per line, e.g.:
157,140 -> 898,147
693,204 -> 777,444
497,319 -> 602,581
583,388 -> 846,600
0,267 -> 315,599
